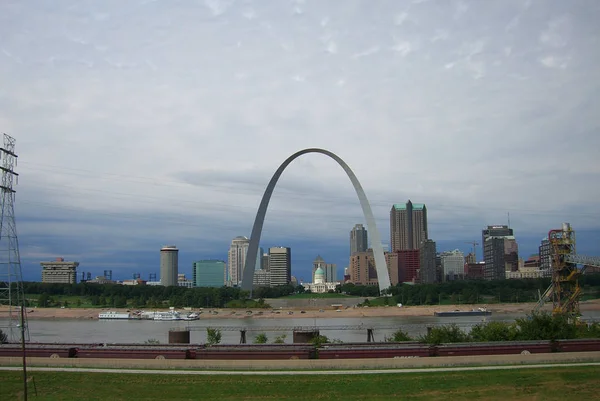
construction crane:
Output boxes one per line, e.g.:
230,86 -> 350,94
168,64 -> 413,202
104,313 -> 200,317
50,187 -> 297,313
533,223 -> 600,316
465,241 -> 479,262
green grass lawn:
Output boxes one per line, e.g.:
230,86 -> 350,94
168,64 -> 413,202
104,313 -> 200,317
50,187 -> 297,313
281,292 -> 349,299
2,366 -> 599,400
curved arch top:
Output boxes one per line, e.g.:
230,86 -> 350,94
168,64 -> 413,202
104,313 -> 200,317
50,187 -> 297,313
241,148 -> 391,294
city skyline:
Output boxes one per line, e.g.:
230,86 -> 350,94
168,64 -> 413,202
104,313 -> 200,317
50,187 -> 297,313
1,1 -> 599,282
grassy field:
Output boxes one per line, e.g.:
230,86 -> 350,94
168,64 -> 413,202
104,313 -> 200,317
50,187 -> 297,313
2,366 -> 599,400
282,292 -> 349,299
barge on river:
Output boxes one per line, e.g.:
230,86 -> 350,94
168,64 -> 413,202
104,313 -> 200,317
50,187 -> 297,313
434,308 -> 492,317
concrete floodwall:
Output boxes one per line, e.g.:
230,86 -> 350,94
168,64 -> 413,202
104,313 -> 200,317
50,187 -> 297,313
2,352 -> 600,370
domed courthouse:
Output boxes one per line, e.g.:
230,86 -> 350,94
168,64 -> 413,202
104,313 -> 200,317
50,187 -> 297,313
302,256 -> 339,293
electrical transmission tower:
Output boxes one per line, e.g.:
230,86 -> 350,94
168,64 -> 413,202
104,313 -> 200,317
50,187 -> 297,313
0,133 -> 29,342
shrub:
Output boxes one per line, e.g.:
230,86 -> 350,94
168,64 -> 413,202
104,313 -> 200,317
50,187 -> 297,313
253,333 -> 268,344
470,321 -> 517,342
514,312 -> 577,341
386,329 -> 412,342
0,329 -> 7,344
273,334 -> 287,344
420,324 -> 470,345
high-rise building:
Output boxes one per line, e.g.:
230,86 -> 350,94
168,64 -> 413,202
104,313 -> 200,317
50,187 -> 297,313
539,238 -> 552,270
268,247 -> 291,286
349,250 -> 379,286
419,239 -> 437,284
325,263 -> 337,283
440,250 -> 465,281
390,200 -> 428,252
193,260 -> 226,287
484,235 -> 518,280
482,225 -> 513,259
253,269 -> 271,287
350,224 -> 368,255
386,250 -> 420,285
160,245 -> 179,286
227,236 -> 249,287
41,257 -> 78,284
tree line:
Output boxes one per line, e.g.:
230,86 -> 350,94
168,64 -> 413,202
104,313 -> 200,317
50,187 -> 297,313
6,274 -> 600,309
388,312 -> 600,344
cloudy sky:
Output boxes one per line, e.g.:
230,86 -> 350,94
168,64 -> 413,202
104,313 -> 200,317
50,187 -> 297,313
1,0 -> 599,282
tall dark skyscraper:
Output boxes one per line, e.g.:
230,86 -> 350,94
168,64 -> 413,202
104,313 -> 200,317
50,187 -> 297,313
481,225 -> 513,259
390,200 -> 428,251
350,224 -> 368,255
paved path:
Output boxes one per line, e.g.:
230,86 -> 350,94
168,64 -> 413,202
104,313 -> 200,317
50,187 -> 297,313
2,362 -> 600,375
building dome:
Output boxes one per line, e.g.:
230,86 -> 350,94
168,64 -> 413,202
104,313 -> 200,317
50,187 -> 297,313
314,267 -> 325,284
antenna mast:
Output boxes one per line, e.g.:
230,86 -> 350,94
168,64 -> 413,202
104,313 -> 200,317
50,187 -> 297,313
0,133 -> 29,341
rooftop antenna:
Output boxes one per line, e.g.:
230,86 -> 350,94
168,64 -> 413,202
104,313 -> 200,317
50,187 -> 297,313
507,212 -> 511,228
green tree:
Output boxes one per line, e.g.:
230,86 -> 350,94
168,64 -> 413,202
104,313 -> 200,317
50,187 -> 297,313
37,293 -> 50,308
206,328 -> 222,346
253,333 -> 268,344
75,298 -> 82,307
515,312 -> 577,341
309,335 -> 329,347
420,324 -> 470,345
386,329 -> 412,342
470,321 -> 517,342
144,338 -> 160,344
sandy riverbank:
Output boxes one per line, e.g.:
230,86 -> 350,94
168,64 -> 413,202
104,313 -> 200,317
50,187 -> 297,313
4,299 -> 600,320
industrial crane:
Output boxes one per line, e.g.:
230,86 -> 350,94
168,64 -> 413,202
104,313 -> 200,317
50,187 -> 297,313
533,223 -> 600,316
465,241 -> 479,262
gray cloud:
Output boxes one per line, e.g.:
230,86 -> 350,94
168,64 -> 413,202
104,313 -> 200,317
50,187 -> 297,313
1,0 -> 599,278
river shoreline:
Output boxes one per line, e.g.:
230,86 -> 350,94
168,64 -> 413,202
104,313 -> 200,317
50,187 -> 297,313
4,299 -> 600,320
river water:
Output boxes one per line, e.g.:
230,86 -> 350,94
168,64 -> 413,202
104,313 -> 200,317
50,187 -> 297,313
4,310 -> 600,344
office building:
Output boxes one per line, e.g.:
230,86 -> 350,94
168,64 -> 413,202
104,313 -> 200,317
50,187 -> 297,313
390,200 -> 428,251
193,260 -> 226,287
350,224 -> 368,255
41,257 -> 79,284
386,250 -> 420,285
253,269 -> 271,287
484,235 -> 519,280
482,225 -> 513,258
349,250 -> 379,286
440,250 -> 465,281
268,247 -> 291,286
419,239 -> 437,284
539,238 -> 552,270
227,236 -> 249,287
160,245 -> 179,286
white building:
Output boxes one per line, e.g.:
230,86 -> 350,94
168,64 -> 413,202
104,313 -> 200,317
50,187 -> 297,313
227,236 -> 249,287
441,249 -> 464,281
506,266 -> 550,279
302,266 -> 339,293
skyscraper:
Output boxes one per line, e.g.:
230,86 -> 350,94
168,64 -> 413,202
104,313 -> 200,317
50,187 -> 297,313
419,239 -> 437,284
160,245 -> 179,286
350,224 -> 368,255
484,235 -> 518,280
269,247 -> 291,286
227,236 -> 249,287
482,225 -> 513,259
390,200 -> 428,251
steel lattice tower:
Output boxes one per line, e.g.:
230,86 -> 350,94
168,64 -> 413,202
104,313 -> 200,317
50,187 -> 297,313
0,133 -> 29,342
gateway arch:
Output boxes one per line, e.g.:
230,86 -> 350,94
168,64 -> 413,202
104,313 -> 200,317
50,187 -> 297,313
241,148 -> 391,294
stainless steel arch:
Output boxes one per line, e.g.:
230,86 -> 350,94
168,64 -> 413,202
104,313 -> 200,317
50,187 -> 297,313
241,148 -> 391,294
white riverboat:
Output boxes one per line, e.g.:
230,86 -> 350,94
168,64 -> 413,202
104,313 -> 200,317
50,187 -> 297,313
140,310 -> 182,321
98,311 -> 131,320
